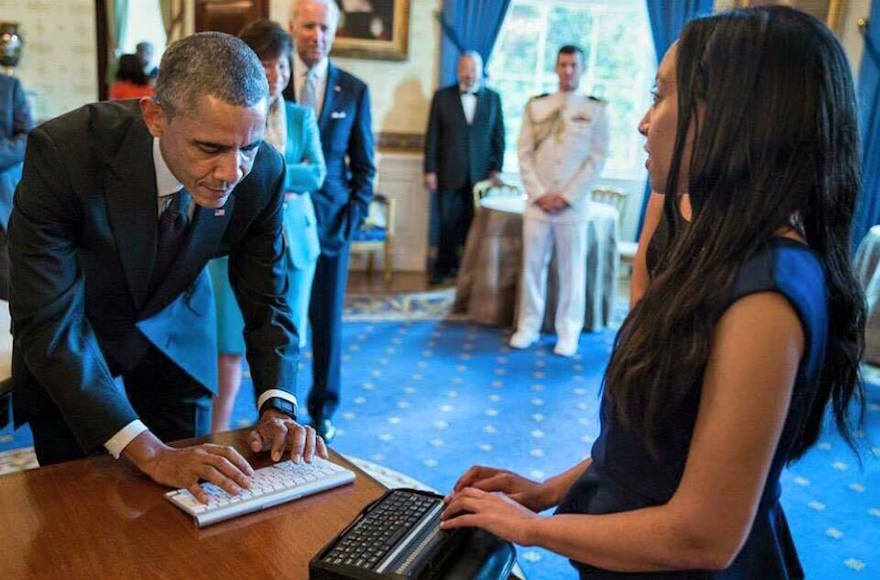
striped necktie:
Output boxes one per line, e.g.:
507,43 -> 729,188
150,188 -> 189,293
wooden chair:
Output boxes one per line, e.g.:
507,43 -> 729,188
472,179 -> 524,208
591,187 -> 638,269
350,194 -> 396,284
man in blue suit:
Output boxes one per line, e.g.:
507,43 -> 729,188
0,72 -> 34,299
285,0 -> 376,441
9,33 -> 325,503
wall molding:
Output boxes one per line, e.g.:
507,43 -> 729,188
377,132 -> 425,152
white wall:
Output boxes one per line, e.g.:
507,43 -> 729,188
0,0 -> 98,121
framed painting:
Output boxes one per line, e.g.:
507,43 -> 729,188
331,0 -> 410,61
737,0 -> 845,33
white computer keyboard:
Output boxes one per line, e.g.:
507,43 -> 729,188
164,456 -> 356,527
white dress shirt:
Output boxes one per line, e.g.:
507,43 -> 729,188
153,138 -> 184,214
294,53 -> 329,118
459,85 -> 478,125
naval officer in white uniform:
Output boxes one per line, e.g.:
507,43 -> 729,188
510,44 -> 610,356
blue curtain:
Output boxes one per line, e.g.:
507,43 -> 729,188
635,0 -> 714,239
427,0 -> 512,270
854,0 -> 880,251
437,0 -> 512,86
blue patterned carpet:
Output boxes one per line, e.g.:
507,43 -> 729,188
2,319 -> 879,578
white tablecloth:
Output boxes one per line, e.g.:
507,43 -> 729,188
453,196 -> 619,332
854,225 -> 880,365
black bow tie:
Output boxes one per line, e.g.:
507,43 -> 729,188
460,90 -> 477,96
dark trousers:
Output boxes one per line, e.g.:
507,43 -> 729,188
0,228 -> 9,301
307,243 -> 350,421
29,345 -> 212,466
435,185 -> 474,276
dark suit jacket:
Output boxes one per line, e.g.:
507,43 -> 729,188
8,100 -> 298,454
0,73 -> 34,231
424,84 -> 505,192
283,61 -> 375,255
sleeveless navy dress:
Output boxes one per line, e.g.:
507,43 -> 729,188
556,237 -> 828,578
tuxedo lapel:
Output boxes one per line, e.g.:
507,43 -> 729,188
140,195 -> 235,319
473,89 -> 489,128
105,119 -> 158,312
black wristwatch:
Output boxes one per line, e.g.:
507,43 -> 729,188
259,397 -> 297,421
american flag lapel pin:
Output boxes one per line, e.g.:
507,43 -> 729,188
214,208 -> 226,217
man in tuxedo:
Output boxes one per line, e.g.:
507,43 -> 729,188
286,0 -> 375,441
424,51 -> 505,285
9,32 -> 325,504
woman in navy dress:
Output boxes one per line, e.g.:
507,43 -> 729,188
209,19 -> 326,433
442,7 -> 866,578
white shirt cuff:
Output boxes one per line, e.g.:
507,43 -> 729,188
256,389 -> 298,414
105,420 -> 149,459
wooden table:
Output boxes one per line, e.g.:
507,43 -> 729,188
0,429 -> 387,579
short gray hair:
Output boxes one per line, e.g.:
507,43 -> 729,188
290,0 -> 340,33
460,50 -> 484,72
156,32 -> 268,118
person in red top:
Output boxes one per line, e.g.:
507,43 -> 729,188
109,54 -> 155,100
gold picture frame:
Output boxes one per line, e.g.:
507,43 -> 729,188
331,0 -> 410,61
737,0 -> 845,33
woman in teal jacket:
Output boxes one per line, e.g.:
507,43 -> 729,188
209,19 -> 325,433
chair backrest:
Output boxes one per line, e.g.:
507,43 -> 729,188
472,180 -> 524,208
363,195 -> 386,229
355,194 -> 395,243
591,187 -> 628,215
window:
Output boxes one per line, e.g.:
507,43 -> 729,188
118,0 -> 167,68
487,0 -> 655,179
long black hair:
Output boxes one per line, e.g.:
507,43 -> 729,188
604,6 -> 865,460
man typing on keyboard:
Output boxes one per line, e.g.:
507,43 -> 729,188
8,32 -> 327,504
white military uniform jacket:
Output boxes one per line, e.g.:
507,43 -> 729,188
518,91 -> 610,223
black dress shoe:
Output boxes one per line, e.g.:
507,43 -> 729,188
312,418 -> 336,443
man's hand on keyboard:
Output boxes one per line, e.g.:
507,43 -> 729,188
247,409 -> 329,463
125,431 -> 255,504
